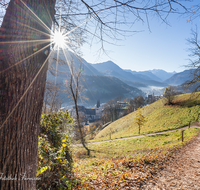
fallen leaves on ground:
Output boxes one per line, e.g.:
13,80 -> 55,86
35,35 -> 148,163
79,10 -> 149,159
72,146 -> 182,189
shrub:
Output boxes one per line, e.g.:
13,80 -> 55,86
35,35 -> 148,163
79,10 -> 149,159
37,111 -> 75,189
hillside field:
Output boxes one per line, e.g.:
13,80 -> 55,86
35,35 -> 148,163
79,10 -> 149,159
72,93 -> 200,189
93,92 -> 200,141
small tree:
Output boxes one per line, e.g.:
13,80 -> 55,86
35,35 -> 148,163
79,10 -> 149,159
67,62 -> 90,156
134,107 -> 147,135
164,85 -> 176,105
101,98 -> 123,123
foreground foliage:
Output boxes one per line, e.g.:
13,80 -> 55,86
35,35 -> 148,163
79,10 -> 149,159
73,128 -> 199,189
37,111 -> 74,189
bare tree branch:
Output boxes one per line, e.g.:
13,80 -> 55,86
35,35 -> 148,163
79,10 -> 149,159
184,27 -> 200,92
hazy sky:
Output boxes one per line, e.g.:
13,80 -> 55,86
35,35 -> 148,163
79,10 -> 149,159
81,8 -> 200,73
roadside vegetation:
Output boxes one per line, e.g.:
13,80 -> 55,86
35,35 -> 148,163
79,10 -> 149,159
92,92 -> 200,142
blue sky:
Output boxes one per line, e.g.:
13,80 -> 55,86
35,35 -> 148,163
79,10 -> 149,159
1,1 -> 198,73
81,6 -> 200,73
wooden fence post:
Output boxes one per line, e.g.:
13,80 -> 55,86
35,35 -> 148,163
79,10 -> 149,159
181,130 -> 184,142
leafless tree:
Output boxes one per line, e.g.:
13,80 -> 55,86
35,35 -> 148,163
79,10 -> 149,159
124,96 -> 144,115
102,98 -> 123,123
183,27 -> 200,92
130,96 -> 144,109
164,85 -> 177,105
67,62 -> 90,155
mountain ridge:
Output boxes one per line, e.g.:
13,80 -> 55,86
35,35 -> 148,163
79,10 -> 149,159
164,69 -> 194,86
47,51 -> 144,106
92,61 -> 168,87
47,50 -> 196,106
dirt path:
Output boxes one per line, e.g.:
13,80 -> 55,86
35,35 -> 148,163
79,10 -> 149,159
73,125 -> 200,146
73,124 -> 200,189
144,130 -> 200,190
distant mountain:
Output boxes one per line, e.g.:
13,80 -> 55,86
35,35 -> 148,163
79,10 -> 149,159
47,51 -> 184,106
49,50 -> 102,76
92,61 -> 137,81
164,69 -> 194,86
47,51 -> 144,105
92,61 -> 167,87
92,61 -> 122,74
123,80 -> 148,88
82,75 -> 144,104
149,69 -> 176,81
48,74 -> 144,106
125,70 -> 162,81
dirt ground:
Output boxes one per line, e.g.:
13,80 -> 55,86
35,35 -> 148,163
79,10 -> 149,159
144,126 -> 200,190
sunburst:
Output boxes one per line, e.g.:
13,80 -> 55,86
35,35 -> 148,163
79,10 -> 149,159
52,29 -> 68,49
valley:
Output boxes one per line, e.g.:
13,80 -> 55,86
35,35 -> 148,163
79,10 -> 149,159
47,50 -> 194,108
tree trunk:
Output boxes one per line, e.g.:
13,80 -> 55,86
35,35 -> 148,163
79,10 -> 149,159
0,0 -> 55,189
139,125 -> 140,135
74,99 -> 90,156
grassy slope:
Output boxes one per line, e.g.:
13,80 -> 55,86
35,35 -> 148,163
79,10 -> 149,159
93,92 -> 200,141
75,128 -> 199,160
73,128 -> 199,189
72,93 -> 200,189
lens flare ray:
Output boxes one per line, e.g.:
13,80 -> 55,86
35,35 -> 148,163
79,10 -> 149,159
0,39 -> 50,44
0,42 -> 53,74
0,47 -> 55,131
61,48 -> 85,104
19,0 -> 52,33
0,0 -> 101,127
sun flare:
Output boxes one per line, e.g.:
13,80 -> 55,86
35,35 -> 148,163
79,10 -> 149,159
52,30 -> 67,48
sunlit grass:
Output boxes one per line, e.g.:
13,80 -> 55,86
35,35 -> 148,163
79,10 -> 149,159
92,93 -> 200,142
72,128 -> 199,188
73,128 -> 199,160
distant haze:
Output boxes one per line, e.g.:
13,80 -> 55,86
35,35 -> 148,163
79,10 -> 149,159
47,50 -> 195,106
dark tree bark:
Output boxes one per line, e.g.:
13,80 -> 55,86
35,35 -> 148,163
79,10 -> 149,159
0,0 -> 55,189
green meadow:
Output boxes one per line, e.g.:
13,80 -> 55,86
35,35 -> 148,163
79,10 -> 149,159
92,93 -> 200,142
